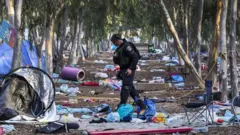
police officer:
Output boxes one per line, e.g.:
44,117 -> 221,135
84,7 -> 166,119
111,34 -> 146,114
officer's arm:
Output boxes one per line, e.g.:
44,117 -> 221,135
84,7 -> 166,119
124,45 -> 139,70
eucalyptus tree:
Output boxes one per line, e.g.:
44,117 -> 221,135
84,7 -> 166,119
219,0 -> 229,101
159,0 -> 205,88
194,0 -> 204,76
5,0 -> 24,70
229,0 -> 238,97
207,0 -> 222,85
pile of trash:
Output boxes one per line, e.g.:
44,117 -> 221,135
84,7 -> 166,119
58,84 -> 81,96
99,79 -> 122,91
162,56 -> 181,66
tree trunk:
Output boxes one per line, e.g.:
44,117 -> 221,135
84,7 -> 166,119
173,5 -> 184,65
67,19 -> 80,65
160,0 -> 204,88
183,0 -> 189,56
207,0 -> 222,85
219,0 -> 229,101
11,0 -> 23,70
229,0 -> 238,97
38,29 -> 45,70
45,21 -> 54,75
5,0 -> 14,25
0,0 -> 3,22
58,6 -> 69,72
77,20 -> 85,61
45,1 -> 64,75
91,38 -> 95,57
195,0 -> 204,76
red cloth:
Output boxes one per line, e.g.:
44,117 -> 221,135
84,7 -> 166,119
81,82 -> 99,86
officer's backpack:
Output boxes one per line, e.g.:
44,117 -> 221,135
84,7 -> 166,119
128,42 -> 142,59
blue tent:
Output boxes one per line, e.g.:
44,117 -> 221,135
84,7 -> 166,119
0,40 -> 45,76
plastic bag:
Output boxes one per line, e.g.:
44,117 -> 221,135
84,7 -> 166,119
117,104 -> 133,122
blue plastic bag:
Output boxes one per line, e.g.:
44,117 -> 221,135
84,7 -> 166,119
171,75 -> 184,82
117,104 -> 133,122
137,98 -> 156,121
105,112 -> 120,122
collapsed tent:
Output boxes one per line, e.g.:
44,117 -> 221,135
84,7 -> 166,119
0,67 -> 57,122
0,40 -> 45,76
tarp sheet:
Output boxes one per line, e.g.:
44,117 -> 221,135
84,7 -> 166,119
0,40 -> 45,75
171,75 -> 184,82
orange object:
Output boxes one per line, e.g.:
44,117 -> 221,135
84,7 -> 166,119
152,113 -> 166,123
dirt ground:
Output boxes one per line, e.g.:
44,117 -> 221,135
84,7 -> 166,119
5,52 -> 237,135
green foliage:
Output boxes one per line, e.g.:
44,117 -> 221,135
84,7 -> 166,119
9,0 -> 240,49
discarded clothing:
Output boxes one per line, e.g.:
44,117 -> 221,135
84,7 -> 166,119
56,105 -> 93,114
0,125 -> 15,133
89,118 -> 107,123
92,104 -> 111,113
35,122 -> 79,134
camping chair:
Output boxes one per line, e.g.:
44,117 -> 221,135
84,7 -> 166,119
181,94 -> 214,125
231,95 -> 240,125
181,80 -> 214,125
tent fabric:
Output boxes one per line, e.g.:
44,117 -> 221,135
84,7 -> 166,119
171,75 -> 184,82
0,67 -> 56,121
0,40 -> 45,75
0,43 -> 13,75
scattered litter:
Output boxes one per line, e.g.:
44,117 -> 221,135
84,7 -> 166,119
162,56 -> 170,61
131,118 -> 146,123
52,73 -> 59,78
92,104 -> 111,113
99,79 -> 122,90
59,84 -> 80,95
150,69 -> 165,72
152,77 -> 165,83
104,65 -> 115,71
59,114 -> 80,123
89,90 -> 96,95
56,105 -> 93,115
69,97 -> 78,104
174,82 -> 185,87
95,72 -> 108,78
192,127 -> 208,133
81,81 -> 99,86
81,115 -> 94,119
93,60 -> 108,64
0,125 -> 15,134
152,113 -> 167,123
105,112 -> 120,122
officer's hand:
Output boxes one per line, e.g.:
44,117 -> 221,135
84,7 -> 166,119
126,69 -> 132,76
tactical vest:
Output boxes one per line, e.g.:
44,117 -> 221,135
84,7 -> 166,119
113,45 -> 130,66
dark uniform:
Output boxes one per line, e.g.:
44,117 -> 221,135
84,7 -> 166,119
113,39 -> 146,110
